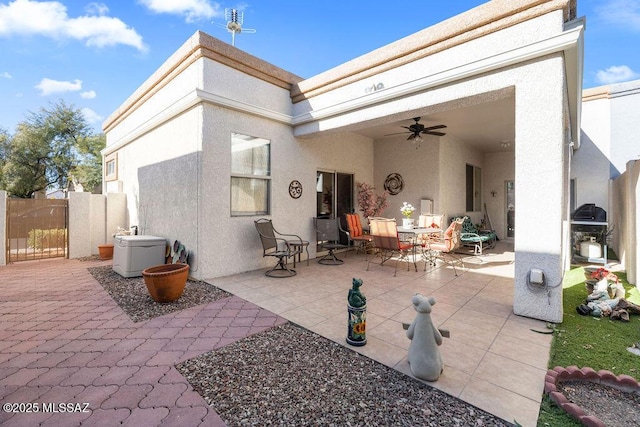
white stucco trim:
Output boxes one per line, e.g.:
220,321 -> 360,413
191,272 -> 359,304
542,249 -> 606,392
292,21 -> 584,132
196,89 -> 292,125
102,90 -> 201,156
102,88 -> 294,156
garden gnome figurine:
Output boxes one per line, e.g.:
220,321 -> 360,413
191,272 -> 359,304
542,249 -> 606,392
406,294 -> 443,381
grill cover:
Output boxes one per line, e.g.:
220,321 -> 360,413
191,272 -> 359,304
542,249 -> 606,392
572,204 -> 606,222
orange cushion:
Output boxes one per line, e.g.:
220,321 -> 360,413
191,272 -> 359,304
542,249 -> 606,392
347,214 -> 363,237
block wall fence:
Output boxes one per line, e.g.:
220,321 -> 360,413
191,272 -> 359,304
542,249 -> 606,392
0,191 -> 127,265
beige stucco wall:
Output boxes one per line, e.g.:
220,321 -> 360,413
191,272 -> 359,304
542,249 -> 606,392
69,192 -> 91,258
104,74 -> 375,279
90,194 -> 106,250
373,136 -> 441,222
195,104 -> 374,279
574,94 -> 611,212
611,160 -> 639,285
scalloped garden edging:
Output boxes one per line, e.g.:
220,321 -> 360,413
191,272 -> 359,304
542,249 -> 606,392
544,366 -> 640,427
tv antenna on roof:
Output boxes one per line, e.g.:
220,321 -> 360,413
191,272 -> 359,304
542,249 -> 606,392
216,8 -> 256,47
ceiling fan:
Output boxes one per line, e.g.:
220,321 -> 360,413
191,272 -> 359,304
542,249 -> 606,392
385,117 -> 447,141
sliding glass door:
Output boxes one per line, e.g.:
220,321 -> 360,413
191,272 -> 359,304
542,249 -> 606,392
316,171 -> 353,245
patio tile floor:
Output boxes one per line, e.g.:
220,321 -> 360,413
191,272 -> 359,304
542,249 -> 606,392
0,241 -> 551,427
207,241 -> 552,427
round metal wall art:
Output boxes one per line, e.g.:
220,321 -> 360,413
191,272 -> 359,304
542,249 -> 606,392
288,180 -> 303,199
384,173 -> 404,195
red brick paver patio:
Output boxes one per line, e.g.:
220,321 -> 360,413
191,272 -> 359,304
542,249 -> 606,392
0,258 -> 286,426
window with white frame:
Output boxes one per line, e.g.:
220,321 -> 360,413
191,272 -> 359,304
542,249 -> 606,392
231,133 -> 270,216
104,152 -> 117,182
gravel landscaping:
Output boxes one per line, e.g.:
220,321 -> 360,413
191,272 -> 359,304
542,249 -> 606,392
87,265 -> 231,322
88,263 -> 640,426
176,322 -> 512,427
557,380 -> 640,425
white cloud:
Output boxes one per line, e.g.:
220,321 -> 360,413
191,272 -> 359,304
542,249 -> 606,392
0,0 -> 146,51
80,90 -> 96,99
35,78 -> 82,96
85,2 -> 109,16
597,0 -> 640,31
595,65 -> 640,84
1,71 -> 11,78
81,107 -> 103,124
139,0 -> 223,23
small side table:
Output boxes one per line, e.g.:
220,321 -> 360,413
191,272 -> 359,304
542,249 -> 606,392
287,240 -> 309,268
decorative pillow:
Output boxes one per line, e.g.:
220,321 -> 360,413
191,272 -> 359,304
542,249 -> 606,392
444,221 -> 456,238
431,223 -> 439,229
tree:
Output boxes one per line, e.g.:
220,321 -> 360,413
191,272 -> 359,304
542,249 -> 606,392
2,101 -> 104,198
0,128 -> 9,189
72,133 -> 105,192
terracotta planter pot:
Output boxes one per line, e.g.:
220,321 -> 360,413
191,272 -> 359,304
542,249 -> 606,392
142,263 -> 189,303
98,244 -> 114,260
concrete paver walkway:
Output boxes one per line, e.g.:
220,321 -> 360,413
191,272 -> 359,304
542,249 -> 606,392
0,258 -> 286,427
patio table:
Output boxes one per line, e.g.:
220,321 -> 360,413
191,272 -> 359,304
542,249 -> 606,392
397,226 -> 442,269
287,240 -> 309,267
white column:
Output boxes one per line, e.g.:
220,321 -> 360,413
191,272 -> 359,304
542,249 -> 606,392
513,56 -> 566,323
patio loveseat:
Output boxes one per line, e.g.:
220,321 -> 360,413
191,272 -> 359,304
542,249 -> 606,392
450,216 -> 497,255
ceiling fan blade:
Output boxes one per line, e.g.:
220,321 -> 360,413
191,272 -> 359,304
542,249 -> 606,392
423,124 -> 447,131
406,134 -> 419,141
385,132 -> 410,137
424,131 -> 446,136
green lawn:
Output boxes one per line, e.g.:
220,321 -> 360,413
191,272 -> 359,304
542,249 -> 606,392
536,265 -> 640,426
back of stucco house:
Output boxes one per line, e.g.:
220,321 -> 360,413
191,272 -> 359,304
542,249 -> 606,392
102,0 -> 592,323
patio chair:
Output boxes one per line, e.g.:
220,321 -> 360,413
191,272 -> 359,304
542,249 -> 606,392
416,214 -> 444,245
453,215 -> 497,255
345,213 -> 373,257
367,217 -> 416,276
254,219 -> 303,277
314,217 -> 349,265
426,218 -> 464,276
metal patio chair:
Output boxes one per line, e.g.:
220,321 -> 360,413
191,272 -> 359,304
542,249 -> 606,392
367,217 -> 416,276
314,217 -> 349,265
254,219 -> 303,277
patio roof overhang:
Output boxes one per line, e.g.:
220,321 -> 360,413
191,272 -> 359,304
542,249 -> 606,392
290,0 -> 584,150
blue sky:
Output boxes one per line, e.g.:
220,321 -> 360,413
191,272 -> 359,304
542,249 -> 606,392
1,0 -> 639,134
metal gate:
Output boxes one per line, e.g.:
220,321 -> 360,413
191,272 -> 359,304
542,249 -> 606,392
6,198 -> 68,262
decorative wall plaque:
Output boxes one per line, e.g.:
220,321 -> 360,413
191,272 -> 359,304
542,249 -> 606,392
288,180 -> 302,199
384,173 -> 404,195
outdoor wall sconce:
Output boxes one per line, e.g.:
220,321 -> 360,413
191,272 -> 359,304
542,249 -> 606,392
491,190 -> 497,197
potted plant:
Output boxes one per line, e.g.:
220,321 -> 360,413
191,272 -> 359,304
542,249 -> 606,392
98,227 -> 131,260
401,202 -> 416,228
142,240 -> 191,303
357,182 -> 389,219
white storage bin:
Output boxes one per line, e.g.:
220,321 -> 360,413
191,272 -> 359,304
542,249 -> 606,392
113,235 -> 166,278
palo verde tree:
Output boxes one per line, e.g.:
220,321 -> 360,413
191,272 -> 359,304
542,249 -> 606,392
2,101 -> 105,198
